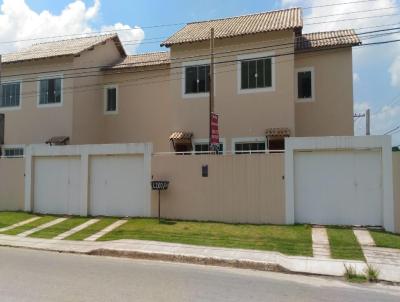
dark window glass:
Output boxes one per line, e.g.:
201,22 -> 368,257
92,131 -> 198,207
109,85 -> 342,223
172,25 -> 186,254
3,148 -> 24,157
194,143 -> 224,154
298,71 -> 312,99
39,78 -> 62,105
235,142 -> 266,154
106,88 -> 117,112
241,58 -> 272,90
185,65 -> 210,94
0,83 -> 20,107
268,138 -> 285,152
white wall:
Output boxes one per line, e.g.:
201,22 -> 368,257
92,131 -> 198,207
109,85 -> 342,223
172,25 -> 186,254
285,136 -> 394,232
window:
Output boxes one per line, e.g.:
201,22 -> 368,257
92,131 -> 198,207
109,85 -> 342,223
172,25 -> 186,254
2,147 -> 24,158
268,138 -> 285,152
240,57 -> 272,90
297,68 -> 314,101
104,86 -> 118,114
1,82 -> 21,108
194,142 -> 224,154
184,64 -> 210,95
39,78 -> 62,105
234,141 -> 266,154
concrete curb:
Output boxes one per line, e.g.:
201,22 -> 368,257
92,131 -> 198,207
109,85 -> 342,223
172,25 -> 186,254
0,234 -> 398,283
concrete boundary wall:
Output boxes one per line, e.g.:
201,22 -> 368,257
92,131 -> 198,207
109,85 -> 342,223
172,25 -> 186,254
24,143 -> 152,216
285,136 -> 395,232
393,152 -> 400,233
0,158 -> 25,211
151,154 -> 285,224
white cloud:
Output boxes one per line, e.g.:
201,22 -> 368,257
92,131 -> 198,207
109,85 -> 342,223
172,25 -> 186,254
389,56 -> 400,87
0,0 -> 144,54
353,73 -> 360,83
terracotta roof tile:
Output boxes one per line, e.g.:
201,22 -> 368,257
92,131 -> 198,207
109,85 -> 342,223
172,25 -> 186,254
2,34 -> 126,64
108,51 -> 170,70
296,29 -> 361,51
169,132 -> 193,140
161,8 -> 302,46
266,128 -> 291,137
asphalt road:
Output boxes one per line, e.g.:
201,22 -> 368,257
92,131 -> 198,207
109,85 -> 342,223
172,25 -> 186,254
0,247 -> 399,302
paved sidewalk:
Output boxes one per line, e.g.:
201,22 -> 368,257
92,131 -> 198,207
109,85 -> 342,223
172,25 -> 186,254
17,218 -> 67,238
0,217 -> 40,233
353,229 -> 376,246
54,219 -> 100,240
84,220 -> 127,241
312,226 -> 331,259
0,233 -> 382,281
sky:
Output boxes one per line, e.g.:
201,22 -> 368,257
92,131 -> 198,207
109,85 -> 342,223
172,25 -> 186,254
0,0 -> 399,145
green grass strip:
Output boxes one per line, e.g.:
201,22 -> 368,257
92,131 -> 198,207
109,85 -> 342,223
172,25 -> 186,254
369,230 -> 400,249
30,217 -> 90,239
98,219 -> 313,256
3,216 -> 56,236
65,218 -> 118,241
327,227 -> 365,261
0,212 -> 36,229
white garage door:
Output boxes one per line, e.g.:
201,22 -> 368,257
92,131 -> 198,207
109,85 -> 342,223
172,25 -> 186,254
294,149 -> 382,226
89,155 -> 149,217
34,157 -> 82,215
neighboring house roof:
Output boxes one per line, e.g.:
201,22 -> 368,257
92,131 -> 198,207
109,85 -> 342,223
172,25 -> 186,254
296,30 -> 361,51
161,8 -> 302,47
169,132 -> 193,140
107,51 -> 171,70
2,34 -> 126,64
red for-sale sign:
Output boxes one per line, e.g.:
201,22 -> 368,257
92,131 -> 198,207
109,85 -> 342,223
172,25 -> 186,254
210,113 -> 219,146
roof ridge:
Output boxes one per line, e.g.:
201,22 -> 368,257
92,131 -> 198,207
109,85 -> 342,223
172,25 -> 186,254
187,7 -> 301,25
32,32 -> 117,46
303,29 -> 356,35
127,51 -> 170,57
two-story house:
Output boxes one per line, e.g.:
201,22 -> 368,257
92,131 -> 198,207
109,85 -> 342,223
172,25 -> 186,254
0,8 -> 360,155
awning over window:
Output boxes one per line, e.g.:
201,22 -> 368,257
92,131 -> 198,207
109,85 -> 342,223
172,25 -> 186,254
265,128 -> 291,138
46,136 -> 69,146
169,131 -> 193,152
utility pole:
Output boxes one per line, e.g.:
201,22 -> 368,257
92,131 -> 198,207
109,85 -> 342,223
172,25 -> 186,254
366,108 -> 371,136
209,28 -> 215,150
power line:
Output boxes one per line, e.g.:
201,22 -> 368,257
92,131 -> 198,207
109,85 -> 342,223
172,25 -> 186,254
2,26 -> 396,81
0,1 -> 387,46
2,36 -> 400,101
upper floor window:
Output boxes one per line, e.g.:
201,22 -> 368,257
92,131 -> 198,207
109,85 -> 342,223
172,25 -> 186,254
297,67 -> 314,101
241,58 -> 272,90
0,82 -> 21,108
104,85 -> 118,114
39,77 -> 62,106
184,64 -> 210,95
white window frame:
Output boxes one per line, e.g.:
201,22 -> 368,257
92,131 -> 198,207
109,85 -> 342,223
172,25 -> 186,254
231,137 -> 267,154
182,59 -> 216,99
37,73 -> 64,108
0,78 -> 22,111
103,84 -> 119,115
192,138 -> 226,154
237,51 -> 276,95
295,67 -> 315,103
1,145 -> 25,158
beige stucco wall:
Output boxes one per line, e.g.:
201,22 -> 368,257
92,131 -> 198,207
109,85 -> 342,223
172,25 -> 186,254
1,57 -> 75,145
71,39 -> 123,145
0,158 -> 25,211
393,152 -> 400,233
151,154 -> 285,224
102,68 -> 173,152
294,48 -> 354,136
1,39 -> 123,146
169,31 -> 296,152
